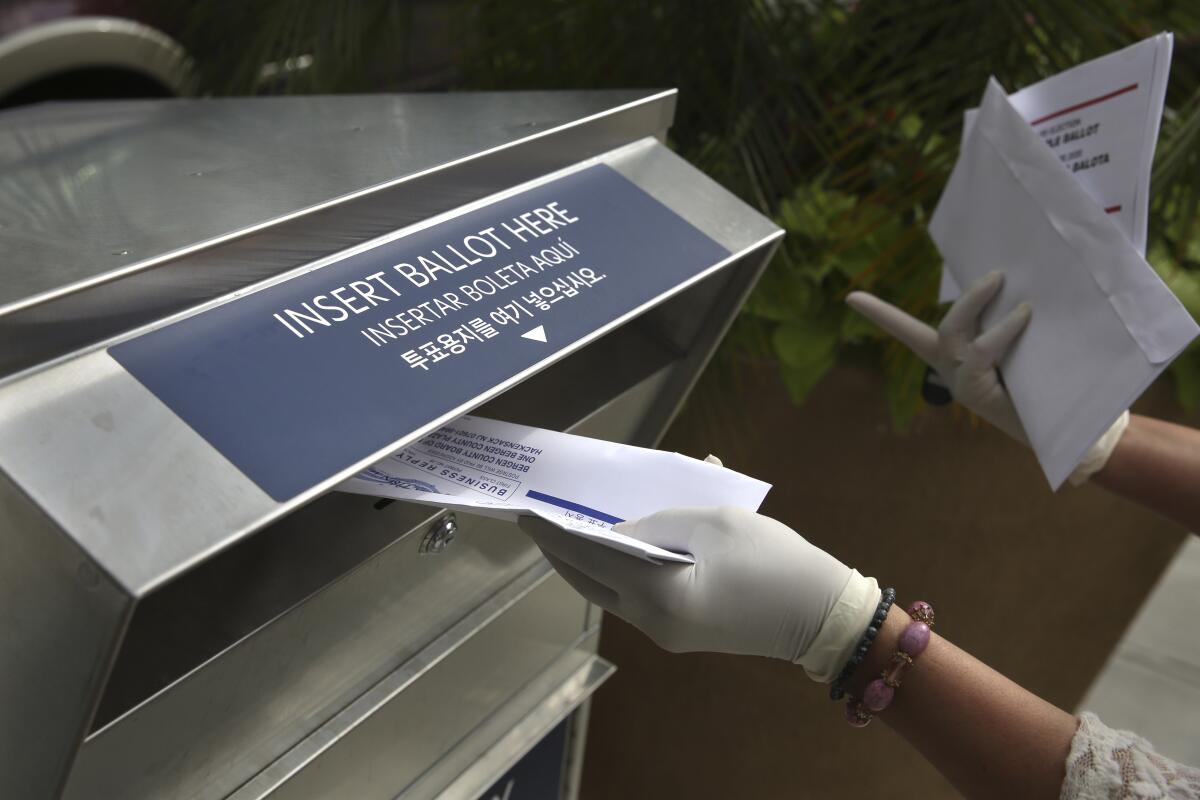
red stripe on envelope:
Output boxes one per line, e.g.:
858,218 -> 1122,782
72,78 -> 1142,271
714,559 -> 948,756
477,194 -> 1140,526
1029,84 -> 1139,126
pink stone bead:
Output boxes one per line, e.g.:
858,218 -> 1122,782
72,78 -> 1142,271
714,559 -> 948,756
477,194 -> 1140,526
898,621 -> 930,657
906,600 -> 935,626
862,678 -> 894,713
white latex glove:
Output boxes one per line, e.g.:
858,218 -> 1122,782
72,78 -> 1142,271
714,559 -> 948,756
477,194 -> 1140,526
846,271 -> 1031,441
519,506 -> 881,682
846,271 -> 1128,483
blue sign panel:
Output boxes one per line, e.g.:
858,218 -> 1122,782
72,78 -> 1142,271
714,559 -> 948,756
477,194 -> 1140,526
110,164 -> 731,501
477,721 -> 568,800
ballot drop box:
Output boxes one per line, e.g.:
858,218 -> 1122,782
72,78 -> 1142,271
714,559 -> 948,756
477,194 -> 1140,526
0,90 -> 781,799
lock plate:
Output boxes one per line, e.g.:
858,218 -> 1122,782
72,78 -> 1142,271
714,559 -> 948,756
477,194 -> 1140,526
419,513 -> 458,555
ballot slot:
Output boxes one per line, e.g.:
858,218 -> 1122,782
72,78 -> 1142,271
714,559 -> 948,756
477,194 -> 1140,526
84,256 -> 748,736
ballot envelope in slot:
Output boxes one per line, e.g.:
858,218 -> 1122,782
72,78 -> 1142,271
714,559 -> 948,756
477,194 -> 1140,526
0,90 -> 781,799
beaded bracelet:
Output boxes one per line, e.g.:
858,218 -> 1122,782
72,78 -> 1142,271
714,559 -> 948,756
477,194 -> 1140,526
829,587 -> 896,701
844,600 -> 935,727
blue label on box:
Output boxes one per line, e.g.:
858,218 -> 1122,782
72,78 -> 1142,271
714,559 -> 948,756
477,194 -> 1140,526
109,164 -> 731,501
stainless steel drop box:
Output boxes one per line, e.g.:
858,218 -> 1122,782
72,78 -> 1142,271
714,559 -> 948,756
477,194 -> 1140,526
0,90 -> 780,799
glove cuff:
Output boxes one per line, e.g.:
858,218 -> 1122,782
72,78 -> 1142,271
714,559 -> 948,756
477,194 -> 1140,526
1068,410 -> 1130,486
797,569 -> 880,682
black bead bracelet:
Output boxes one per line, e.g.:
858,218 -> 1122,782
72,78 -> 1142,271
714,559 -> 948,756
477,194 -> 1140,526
829,586 -> 896,701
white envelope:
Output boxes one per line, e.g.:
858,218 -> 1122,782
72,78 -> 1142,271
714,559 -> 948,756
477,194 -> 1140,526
928,78 -> 1199,489
337,415 -> 772,563
940,33 -> 1173,300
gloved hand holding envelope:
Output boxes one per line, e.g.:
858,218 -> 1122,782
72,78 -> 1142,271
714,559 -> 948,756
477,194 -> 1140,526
337,415 -> 772,563
929,77 -> 1199,489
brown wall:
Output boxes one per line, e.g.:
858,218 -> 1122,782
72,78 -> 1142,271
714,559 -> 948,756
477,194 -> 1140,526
581,364 -> 1192,799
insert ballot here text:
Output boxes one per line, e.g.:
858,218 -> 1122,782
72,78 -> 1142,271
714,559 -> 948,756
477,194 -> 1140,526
271,200 -> 606,371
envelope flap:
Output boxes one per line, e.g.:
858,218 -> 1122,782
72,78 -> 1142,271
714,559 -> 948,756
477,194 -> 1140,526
973,78 -> 1196,365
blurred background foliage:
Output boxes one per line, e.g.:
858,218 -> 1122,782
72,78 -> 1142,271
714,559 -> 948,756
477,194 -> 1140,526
159,0 -> 1200,426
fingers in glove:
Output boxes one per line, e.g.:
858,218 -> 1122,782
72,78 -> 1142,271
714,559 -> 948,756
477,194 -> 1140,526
939,271 -> 1004,346
704,454 -> 723,467
538,548 -> 621,610
845,291 -> 939,364
964,301 -> 1032,372
518,515 -> 657,593
614,506 -> 760,555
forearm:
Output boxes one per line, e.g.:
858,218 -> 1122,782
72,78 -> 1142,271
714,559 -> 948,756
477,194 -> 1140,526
1091,414 -> 1200,533
845,605 -> 1077,800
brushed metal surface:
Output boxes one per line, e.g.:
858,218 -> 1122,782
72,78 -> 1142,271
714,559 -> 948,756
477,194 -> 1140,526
608,137 -> 779,256
562,694 -> 596,800
0,91 -> 667,308
0,349 -> 276,596
235,570 -> 588,800
0,470 -> 131,799
91,494 -> 443,730
64,513 -> 544,800
224,561 -> 569,800
0,91 -> 676,375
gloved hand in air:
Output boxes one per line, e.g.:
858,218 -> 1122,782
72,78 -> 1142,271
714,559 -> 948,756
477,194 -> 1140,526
519,505 -> 880,682
846,271 -> 1128,484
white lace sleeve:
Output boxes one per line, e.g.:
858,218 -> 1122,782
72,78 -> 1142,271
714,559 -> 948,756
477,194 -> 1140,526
1061,712 -> 1200,799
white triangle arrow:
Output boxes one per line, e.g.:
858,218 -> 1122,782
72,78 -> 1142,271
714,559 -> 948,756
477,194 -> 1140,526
521,325 -> 548,343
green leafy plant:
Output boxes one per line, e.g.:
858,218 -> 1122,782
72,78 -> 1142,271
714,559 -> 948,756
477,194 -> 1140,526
164,0 -> 1200,420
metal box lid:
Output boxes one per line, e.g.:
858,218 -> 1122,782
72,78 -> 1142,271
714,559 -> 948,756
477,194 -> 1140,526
0,90 -> 676,375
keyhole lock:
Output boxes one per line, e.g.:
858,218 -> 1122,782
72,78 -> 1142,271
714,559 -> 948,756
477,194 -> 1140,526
420,513 -> 458,555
